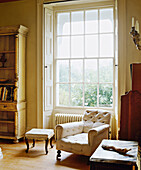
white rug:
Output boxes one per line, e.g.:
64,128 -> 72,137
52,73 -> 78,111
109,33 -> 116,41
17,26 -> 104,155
0,147 -> 3,159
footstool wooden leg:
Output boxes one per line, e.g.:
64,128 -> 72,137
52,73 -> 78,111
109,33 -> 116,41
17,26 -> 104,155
32,139 -> 35,147
45,139 -> 49,155
25,137 -> 29,153
50,136 -> 54,148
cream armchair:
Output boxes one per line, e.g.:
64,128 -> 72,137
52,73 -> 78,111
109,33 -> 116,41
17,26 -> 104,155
55,109 -> 111,160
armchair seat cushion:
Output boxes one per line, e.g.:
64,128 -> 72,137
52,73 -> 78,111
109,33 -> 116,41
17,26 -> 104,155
56,133 -> 92,156
62,133 -> 88,145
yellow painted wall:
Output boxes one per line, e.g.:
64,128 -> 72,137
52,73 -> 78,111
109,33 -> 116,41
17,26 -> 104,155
0,0 -> 37,129
126,0 -> 141,91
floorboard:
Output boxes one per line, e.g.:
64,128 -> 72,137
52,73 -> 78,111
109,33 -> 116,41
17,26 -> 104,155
0,139 -> 90,170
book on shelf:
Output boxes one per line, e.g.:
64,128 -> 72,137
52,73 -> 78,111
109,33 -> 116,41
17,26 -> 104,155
5,89 -> 8,101
0,87 -> 3,100
2,87 -> 8,101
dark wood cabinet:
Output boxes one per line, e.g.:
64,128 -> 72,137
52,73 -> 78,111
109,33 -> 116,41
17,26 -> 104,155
119,90 -> 141,145
119,63 -> 141,146
131,63 -> 141,93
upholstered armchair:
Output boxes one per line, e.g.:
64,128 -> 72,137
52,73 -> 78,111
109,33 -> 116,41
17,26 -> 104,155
55,109 -> 111,159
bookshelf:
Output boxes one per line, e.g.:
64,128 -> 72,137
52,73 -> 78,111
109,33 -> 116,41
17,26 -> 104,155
0,25 -> 28,142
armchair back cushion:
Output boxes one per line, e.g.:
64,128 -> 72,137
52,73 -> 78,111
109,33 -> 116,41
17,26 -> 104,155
83,109 -> 111,133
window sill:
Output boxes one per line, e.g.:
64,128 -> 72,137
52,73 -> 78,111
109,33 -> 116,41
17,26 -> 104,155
53,106 -> 114,115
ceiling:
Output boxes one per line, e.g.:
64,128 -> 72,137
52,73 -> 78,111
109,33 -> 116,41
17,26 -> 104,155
0,0 -> 20,3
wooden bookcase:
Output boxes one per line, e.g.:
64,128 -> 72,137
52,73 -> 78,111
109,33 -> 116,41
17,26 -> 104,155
0,25 -> 28,142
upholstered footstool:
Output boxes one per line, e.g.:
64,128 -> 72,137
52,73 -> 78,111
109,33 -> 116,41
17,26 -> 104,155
25,128 -> 54,154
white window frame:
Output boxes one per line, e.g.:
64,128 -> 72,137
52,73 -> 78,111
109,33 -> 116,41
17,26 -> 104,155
53,3 -> 116,111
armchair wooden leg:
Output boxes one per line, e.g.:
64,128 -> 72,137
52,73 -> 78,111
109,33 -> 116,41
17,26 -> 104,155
57,150 -> 61,160
25,137 -> 29,153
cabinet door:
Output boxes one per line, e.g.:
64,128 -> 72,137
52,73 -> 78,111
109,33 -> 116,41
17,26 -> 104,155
131,63 -> 141,93
43,8 -> 53,128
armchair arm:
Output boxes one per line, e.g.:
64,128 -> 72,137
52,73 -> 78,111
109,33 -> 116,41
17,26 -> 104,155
88,124 -> 109,146
56,121 -> 83,140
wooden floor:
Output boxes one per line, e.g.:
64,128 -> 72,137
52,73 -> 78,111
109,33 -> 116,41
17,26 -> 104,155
0,139 -> 90,170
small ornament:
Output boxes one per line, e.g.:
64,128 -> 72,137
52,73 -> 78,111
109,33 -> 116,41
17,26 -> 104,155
0,53 -> 7,68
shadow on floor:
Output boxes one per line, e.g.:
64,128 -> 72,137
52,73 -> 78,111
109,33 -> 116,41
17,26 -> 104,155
55,153 -> 90,170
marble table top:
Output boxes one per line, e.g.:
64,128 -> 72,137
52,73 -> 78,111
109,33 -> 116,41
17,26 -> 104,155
90,139 -> 139,166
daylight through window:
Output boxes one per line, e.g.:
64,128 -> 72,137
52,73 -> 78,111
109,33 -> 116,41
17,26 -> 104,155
55,6 -> 114,108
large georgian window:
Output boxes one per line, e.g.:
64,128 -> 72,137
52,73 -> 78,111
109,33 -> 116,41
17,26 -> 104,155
55,6 -> 115,108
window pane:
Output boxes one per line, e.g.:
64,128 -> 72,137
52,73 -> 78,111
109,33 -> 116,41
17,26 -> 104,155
71,11 -> 84,35
56,60 -> 69,82
57,36 -> 70,58
56,84 -> 69,106
71,60 -> 83,82
99,84 -> 113,107
85,59 -> 98,82
85,84 -> 97,107
85,9 -> 98,34
99,59 -> 113,83
100,8 -> 113,33
100,34 -> 114,57
85,35 -> 98,57
71,36 -> 84,58
57,12 -> 70,35
70,84 -> 83,106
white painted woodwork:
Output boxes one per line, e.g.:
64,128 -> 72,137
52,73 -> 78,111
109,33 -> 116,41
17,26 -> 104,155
43,8 -> 53,128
